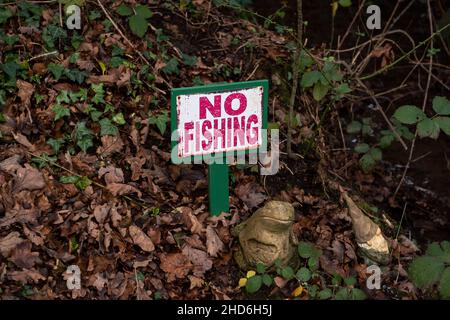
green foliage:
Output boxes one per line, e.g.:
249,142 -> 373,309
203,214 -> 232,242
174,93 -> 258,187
409,241 -> 450,298
74,121 -> 94,152
162,58 -> 180,75
42,25 -> 67,49
52,104 -> 70,121
99,118 -> 119,136
116,4 -> 153,38
393,105 -> 426,125
60,175 -> 92,190
47,138 -> 65,154
31,153 -> 56,169
149,111 -> 170,135
245,275 -> 262,293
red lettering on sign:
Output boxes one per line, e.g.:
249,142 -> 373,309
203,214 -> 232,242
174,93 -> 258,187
184,122 -> 194,153
224,93 -> 247,116
199,95 -> 221,119
246,114 -> 258,144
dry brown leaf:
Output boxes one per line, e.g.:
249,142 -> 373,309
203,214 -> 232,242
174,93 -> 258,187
14,165 -> 46,192
159,252 -> 193,282
106,183 -> 142,198
93,204 -> 110,224
181,245 -> 212,277
205,225 -> 224,257
8,268 -> 46,284
16,80 -> 34,105
0,155 -> 22,174
235,182 -> 267,209
129,225 -> 155,252
178,207 -> 203,234
10,241 -> 41,269
97,135 -> 124,156
98,166 -> 124,184
22,225 -> 44,246
12,132 -> 34,150
188,275 -> 204,290
0,232 -> 25,257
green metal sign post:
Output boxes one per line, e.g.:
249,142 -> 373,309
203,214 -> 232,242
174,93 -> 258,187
171,80 -> 268,216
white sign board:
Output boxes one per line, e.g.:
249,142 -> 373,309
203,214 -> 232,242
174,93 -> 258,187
176,86 -> 264,158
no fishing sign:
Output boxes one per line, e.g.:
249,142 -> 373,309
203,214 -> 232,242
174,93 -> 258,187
171,80 -> 268,216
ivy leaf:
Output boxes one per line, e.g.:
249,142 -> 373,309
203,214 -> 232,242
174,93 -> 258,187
149,112 -> 169,135
56,90 -> 71,104
393,105 -> 426,124
99,118 -> 119,136
162,58 -> 179,75
417,118 -> 440,139
129,14 -> 148,38
116,4 -> 133,16
47,138 -> 64,154
300,70 -> 321,88
64,68 -> 87,84
354,143 -> 369,154
112,112 -> 126,125
245,275 -> 262,294
409,256 -> 445,289
52,104 -> 70,121
432,96 -> 450,115
312,82 -> 329,101
75,121 -> 93,152
60,175 -> 91,190
47,63 -> 65,80
182,53 -> 198,66
434,117 -> 450,136
135,5 -> 153,19
59,175 -> 79,184
346,121 -> 362,134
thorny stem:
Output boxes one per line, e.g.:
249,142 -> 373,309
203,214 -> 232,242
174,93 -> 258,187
287,0 -> 303,158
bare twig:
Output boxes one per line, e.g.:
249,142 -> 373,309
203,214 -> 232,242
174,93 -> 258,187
394,0 -> 435,197
287,0 -> 303,158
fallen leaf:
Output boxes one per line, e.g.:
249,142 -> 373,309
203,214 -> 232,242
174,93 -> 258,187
0,232 -> 25,257
10,241 -> 41,269
93,204 -> 110,224
206,225 -> 224,257
235,182 -> 267,209
8,268 -> 46,284
97,135 -> 124,156
159,252 -> 193,282
16,79 -> 34,105
129,225 -> 155,252
188,275 -> 204,289
14,165 -> 46,192
0,155 -> 22,174
106,183 -> 142,197
98,166 -> 124,184
182,245 -> 212,277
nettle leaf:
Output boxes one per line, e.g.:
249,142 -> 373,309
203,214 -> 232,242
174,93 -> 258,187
335,83 -> 352,97
417,118 -> 440,139
296,267 -> 311,282
298,242 -> 315,258
47,63 -> 65,80
432,96 -> 450,115
300,70 -> 321,88
129,14 -> 148,38
354,143 -> 369,154
368,148 -> 382,162
409,256 -> 445,289
245,275 -> 262,294
393,105 -> 426,124
312,82 -> 329,102
439,267 -> 450,299
52,104 -> 70,121
323,61 -> 342,82
281,267 -> 295,280
379,134 -> 395,149
434,117 -> 450,136
318,289 -> 332,300
359,153 -> 376,173
350,288 -> 366,300
135,5 -> 153,19
346,121 -> 362,134
116,4 -> 133,16
99,118 -> 119,136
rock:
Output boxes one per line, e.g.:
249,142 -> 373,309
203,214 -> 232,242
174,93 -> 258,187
233,201 -> 298,270
343,193 -> 390,265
